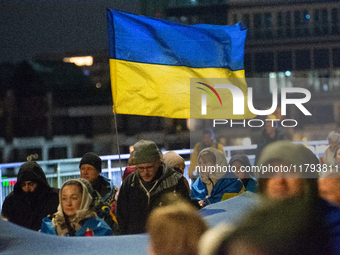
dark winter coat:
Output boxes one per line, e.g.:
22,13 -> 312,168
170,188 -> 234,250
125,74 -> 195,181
92,175 -> 116,207
116,163 -> 190,235
1,161 -> 59,231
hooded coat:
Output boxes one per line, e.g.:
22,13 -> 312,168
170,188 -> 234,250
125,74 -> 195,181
229,154 -> 258,193
191,148 -> 245,205
189,141 -> 225,178
1,161 -> 59,231
116,162 -> 189,235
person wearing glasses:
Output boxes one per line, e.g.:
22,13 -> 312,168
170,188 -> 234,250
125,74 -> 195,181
79,152 -> 119,234
79,152 -> 117,206
116,140 -> 190,235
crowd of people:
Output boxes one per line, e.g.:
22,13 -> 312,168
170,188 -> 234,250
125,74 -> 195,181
2,130 -> 340,254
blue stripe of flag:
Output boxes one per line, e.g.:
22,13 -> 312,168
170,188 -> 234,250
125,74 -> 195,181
107,9 -> 247,71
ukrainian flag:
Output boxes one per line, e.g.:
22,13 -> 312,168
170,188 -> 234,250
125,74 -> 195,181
107,9 -> 254,119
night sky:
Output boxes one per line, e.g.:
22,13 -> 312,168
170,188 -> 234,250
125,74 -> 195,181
0,0 -> 140,64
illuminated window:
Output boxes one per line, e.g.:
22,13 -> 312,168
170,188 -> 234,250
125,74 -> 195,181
63,56 -> 93,66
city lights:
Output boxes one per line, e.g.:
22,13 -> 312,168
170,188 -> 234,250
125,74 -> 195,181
63,56 -> 93,66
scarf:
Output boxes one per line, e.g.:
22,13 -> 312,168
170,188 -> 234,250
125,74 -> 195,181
53,179 -> 97,236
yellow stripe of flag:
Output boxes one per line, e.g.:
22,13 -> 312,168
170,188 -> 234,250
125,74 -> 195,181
110,59 -> 250,119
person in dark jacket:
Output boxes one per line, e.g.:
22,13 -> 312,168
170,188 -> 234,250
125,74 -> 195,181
79,152 -> 117,207
214,197 -> 331,255
116,140 -> 190,235
79,152 -> 119,234
1,161 -> 59,231
256,141 -> 340,255
202,141 -> 339,255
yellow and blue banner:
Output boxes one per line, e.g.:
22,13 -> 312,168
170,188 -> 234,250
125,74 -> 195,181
107,9 -> 254,119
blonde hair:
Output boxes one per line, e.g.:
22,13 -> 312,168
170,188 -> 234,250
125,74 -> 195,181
147,202 -> 208,255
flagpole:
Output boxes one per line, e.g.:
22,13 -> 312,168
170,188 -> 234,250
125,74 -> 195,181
113,111 -> 124,181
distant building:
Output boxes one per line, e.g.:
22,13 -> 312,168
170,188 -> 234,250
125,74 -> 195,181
147,0 -> 340,141
1,0 -> 340,162
0,51 -> 189,163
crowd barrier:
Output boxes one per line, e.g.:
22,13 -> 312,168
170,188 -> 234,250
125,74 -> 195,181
0,141 -> 328,209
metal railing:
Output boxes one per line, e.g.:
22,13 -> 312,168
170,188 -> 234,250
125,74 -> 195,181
0,140 -> 329,210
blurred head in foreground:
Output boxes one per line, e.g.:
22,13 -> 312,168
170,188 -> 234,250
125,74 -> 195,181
318,171 -> 340,207
257,141 -> 319,201
214,197 -> 330,255
147,200 -> 208,255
